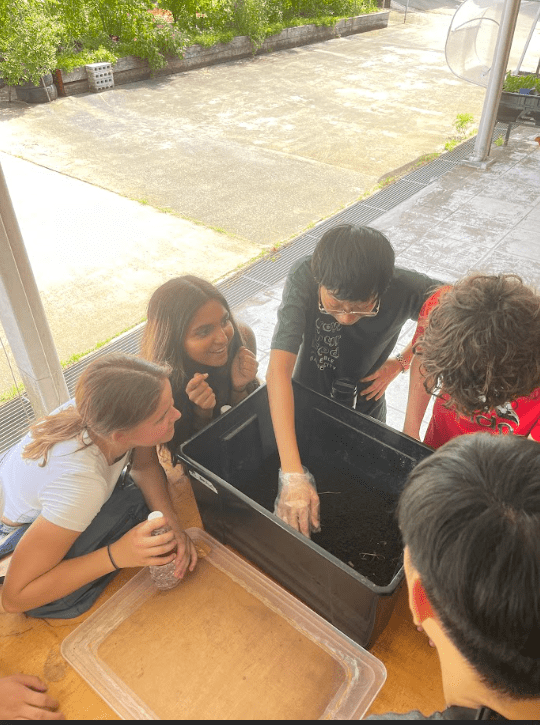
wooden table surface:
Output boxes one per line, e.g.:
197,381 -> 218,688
0,465 -> 444,720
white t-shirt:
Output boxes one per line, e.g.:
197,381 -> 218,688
0,428 -> 129,532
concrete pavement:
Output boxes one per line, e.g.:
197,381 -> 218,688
0,4 -> 488,394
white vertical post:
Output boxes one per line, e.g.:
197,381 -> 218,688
0,161 -> 69,417
466,0 -> 522,166
513,3 -> 540,74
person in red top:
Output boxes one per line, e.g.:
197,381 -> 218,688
403,274 -> 540,448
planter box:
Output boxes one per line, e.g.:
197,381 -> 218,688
497,90 -> 540,127
12,73 -> 58,104
179,381 -> 432,649
55,11 -> 389,97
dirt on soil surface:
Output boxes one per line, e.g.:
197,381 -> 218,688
236,451 -> 403,587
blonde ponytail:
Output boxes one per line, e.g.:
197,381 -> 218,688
23,354 -> 171,465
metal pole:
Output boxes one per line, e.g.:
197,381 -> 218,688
467,0 -> 521,165
514,3 -> 540,74
0,161 -> 69,417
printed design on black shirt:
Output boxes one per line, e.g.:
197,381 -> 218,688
310,317 -> 341,371
473,402 -> 520,435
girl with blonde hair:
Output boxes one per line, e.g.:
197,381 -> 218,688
0,353 -> 197,618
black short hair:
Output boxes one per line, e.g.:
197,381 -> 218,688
311,224 -> 395,301
398,433 -> 540,699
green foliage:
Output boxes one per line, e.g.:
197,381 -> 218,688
56,46 -> 119,72
0,0 -> 62,86
50,0 -> 100,45
0,0 -> 376,84
283,0 -> 375,16
0,383 -> 23,405
444,139 -> 459,152
86,1 -> 187,69
443,112 -> 476,153
191,31 -> 236,48
502,71 -> 540,94
0,0 -> 10,31
158,0 -> 375,48
494,135 -> 505,147
232,0 -> 274,48
158,0 -> 200,25
453,112 -> 474,134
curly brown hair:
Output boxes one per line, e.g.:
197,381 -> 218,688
417,274 -> 540,415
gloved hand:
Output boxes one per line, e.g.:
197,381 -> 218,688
274,467 -> 320,538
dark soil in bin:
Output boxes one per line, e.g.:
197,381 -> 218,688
236,452 -> 403,587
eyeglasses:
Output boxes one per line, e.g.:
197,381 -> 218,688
318,289 -> 380,318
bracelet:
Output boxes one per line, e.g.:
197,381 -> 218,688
396,352 -> 410,373
107,543 -> 120,571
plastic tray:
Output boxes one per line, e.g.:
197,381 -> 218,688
61,528 -> 386,720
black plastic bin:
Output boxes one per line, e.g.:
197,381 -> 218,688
179,381 -> 432,649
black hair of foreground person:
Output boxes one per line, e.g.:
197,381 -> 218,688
374,433 -> 540,721
311,224 -> 395,302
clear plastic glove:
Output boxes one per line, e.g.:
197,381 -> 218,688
274,467 -> 320,538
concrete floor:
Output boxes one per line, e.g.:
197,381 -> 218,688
0,4 -> 488,392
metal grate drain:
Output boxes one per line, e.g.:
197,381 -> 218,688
62,326 -> 145,397
361,179 -> 425,210
313,205 -> 383,234
235,233 -> 319,288
403,159 -> 456,185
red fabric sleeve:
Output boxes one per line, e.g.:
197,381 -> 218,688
412,285 -> 452,349
527,401 -> 540,442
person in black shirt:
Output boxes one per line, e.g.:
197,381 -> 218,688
267,224 -> 441,536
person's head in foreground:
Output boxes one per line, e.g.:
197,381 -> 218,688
397,433 -> 540,720
419,273 -> 540,415
312,224 -> 395,325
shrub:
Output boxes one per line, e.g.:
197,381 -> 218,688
503,71 -> 540,94
0,0 -> 63,86
1,0 -> 377,83
57,0 -> 187,71
56,46 -> 119,73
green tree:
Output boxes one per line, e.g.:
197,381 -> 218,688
0,0 -> 63,86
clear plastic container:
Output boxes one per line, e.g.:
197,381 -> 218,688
61,528 -> 386,720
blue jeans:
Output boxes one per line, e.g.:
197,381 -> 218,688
26,475 -> 149,619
